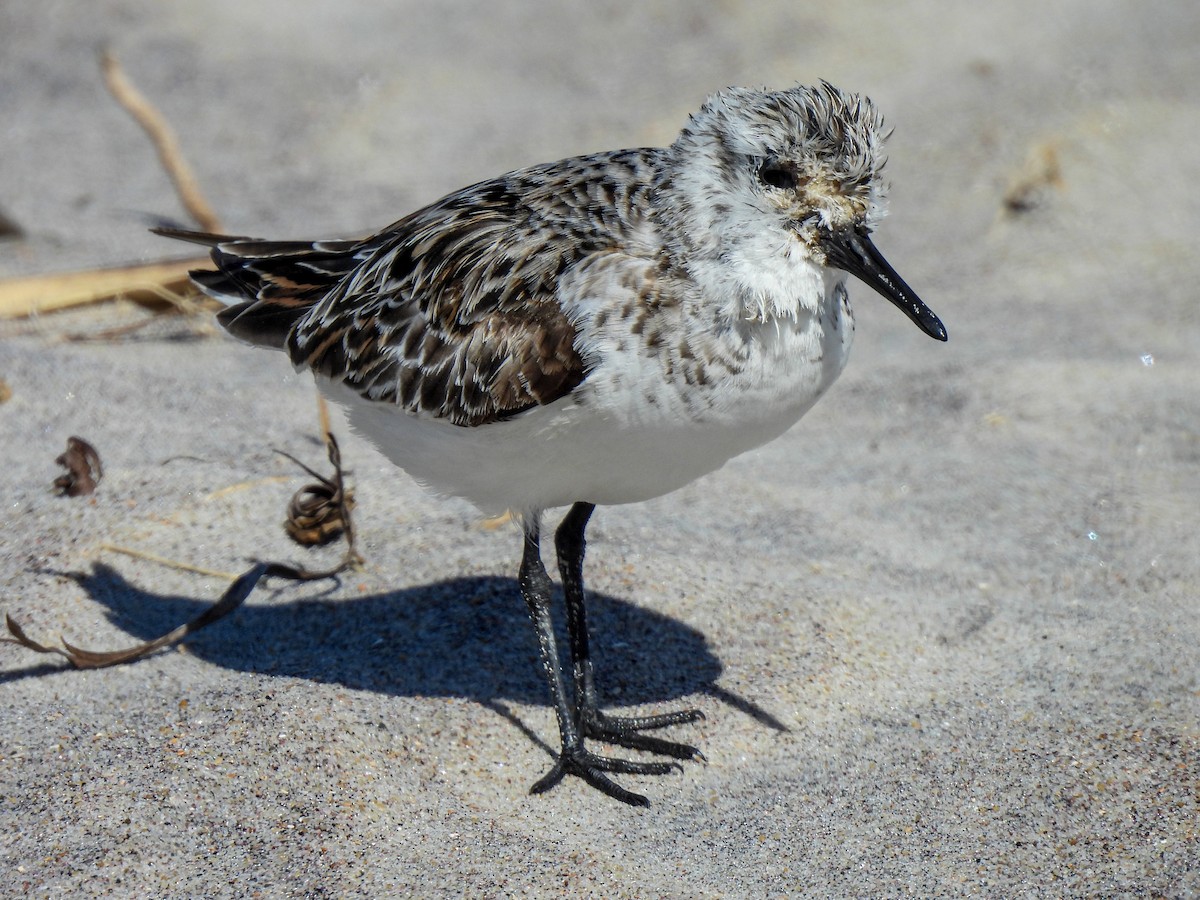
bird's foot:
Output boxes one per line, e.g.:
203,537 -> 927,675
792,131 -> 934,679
529,745 -> 682,807
530,706 -> 704,805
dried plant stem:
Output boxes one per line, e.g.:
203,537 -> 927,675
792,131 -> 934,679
98,543 -> 240,581
101,50 -> 223,233
0,260 -> 204,319
318,394 -> 333,443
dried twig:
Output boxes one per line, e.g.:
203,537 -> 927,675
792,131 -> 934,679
53,436 -> 103,497
0,53 -> 221,322
101,50 -> 222,233
3,546 -> 360,670
203,476 -> 292,501
60,281 -> 216,341
317,393 -> 333,440
478,510 -> 514,530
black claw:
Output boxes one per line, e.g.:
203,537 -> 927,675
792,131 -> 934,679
528,759 -> 567,796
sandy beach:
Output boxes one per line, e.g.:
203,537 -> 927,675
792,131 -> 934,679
2,1 -> 1198,895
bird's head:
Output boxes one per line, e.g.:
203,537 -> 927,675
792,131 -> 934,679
669,83 -> 946,341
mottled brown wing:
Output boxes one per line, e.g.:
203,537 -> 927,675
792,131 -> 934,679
285,149 -> 661,426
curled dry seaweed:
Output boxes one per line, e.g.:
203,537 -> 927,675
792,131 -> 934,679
279,435 -> 356,547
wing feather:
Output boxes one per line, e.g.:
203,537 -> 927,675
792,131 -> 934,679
158,148 -> 664,426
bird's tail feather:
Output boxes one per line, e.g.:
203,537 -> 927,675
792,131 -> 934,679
153,226 -> 367,348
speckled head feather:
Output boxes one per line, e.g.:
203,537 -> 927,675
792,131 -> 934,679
683,82 -> 887,181
665,82 -> 892,247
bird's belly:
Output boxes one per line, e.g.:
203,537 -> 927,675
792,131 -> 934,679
333,388 -> 762,514
323,310 -> 852,515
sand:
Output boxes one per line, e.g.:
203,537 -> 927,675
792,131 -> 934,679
2,1 -> 1198,896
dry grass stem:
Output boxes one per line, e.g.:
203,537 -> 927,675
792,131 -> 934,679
99,543 -> 241,581
0,260 -> 206,320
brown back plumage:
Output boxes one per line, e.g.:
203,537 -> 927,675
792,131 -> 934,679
154,149 -> 662,427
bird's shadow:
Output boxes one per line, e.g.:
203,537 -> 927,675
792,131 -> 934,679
22,563 -> 728,713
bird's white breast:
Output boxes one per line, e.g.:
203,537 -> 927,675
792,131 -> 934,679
323,255 -> 855,515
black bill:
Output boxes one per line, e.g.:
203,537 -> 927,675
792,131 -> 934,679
821,226 -> 947,341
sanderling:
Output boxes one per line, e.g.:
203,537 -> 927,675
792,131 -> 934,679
157,82 -> 946,806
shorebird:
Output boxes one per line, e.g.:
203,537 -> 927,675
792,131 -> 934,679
157,82 -> 946,806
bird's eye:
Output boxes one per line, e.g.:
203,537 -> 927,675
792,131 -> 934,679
759,161 -> 798,191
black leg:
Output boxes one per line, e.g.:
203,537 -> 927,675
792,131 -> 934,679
554,504 -> 704,759
518,516 -> 580,754
518,513 -> 674,807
